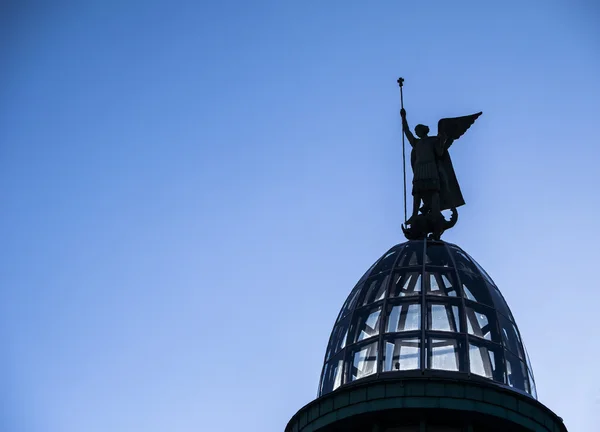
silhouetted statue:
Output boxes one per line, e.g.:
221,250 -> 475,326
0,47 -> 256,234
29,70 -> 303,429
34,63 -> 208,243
402,208 -> 458,241
400,108 -> 481,239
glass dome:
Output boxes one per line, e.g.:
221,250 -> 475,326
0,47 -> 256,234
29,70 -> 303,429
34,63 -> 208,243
319,240 -> 537,399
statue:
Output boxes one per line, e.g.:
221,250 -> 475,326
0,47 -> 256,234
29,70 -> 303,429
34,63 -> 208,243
402,207 -> 458,241
400,106 -> 482,240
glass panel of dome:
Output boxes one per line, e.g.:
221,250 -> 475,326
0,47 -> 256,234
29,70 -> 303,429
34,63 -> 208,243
466,306 -> 498,342
429,338 -> 462,371
338,281 -> 364,322
351,341 -> 378,381
326,318 -> 349,360
359,260 -> 379,284
528,369 -> 537,399
523,343 -> 535,381
426,271 -> 458,297
386,303 -> 420,333
489,285 -> 513,321
464,251 -> 497,287
390,271 -> 421,297
320,356 -> 344,394
499,314 -> 524,358
396,242 -> 423,267
469,342 -> 501,380
425,242 -> 452,267
460,277 -> 492,306
362,273 -> 390,306
429,304 -> 460,332
505,350 -> 529,393
462,286 -> 474,301
371,247 -> 401,275
449,245 -> 471,265
450,247 -> 493,306
354,306 -> 382,343
383,338 -> 420,371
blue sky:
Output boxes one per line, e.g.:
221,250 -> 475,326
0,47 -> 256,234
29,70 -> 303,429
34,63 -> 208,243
1,1 -> 599,431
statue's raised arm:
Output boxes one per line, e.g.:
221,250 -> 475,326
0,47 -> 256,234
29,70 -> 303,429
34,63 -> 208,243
437,112 -> 482,151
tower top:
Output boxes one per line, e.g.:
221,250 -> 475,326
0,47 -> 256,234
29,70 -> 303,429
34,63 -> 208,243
319,239 -> 536,399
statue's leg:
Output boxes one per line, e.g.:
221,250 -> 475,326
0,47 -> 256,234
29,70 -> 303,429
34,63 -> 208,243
420,192 -> 433,215
411,194 -> 421,221
429,192 -> 442,240
431,192 -> 441,215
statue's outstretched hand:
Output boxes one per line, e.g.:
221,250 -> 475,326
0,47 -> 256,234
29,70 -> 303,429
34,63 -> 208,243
400,108 -> 406,118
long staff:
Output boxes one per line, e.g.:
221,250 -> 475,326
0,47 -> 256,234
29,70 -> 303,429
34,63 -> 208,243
397,77 -> 407,224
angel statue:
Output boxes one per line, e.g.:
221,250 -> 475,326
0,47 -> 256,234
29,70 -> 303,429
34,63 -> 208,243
400,107 -> 482,240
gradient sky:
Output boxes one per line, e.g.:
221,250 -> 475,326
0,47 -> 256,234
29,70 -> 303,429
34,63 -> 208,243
1,1 -> 599,431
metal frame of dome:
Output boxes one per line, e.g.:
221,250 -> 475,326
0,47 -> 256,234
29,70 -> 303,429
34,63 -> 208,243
318,239 -> 537,400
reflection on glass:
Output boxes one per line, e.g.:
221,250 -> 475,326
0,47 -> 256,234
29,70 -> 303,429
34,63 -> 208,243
338,282 -> 364,321
469,343 -> 498,380
326,319 -> 349,360
466,307 -> 496,341
387,303 -> 420,333
362,274 -> 389,306
371,248 -> 399,275
460,276 -> 492,305
396,242 -> 423,267
430,304 -> 460,332
390,271 -> 421,297
489,285 -> 513,320
499,315 -> 523,358
384,338 -> 420,371
427,272 -> 458,296
321,358 -> 344,394
430,338 -> 460,371
465,251 -> 497,287
356,307 -> 382,342
463,285 -> 476,301
351,342 -> 378,380
450,246 -> 493,306
505,351 -> 529,392
359,259 -> 379,284
528,370 -> 537,399
524,344 -> 535,383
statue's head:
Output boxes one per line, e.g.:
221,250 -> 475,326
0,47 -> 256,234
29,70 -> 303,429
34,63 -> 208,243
415,124 -> 429,138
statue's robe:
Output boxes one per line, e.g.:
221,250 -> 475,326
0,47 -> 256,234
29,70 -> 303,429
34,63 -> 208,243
410,140 -> 465,211
436,151 -> 465,210
407,111 -> 481,213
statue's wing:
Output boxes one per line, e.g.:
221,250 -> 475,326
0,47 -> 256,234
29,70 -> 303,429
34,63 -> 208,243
438,112 -> 482,150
